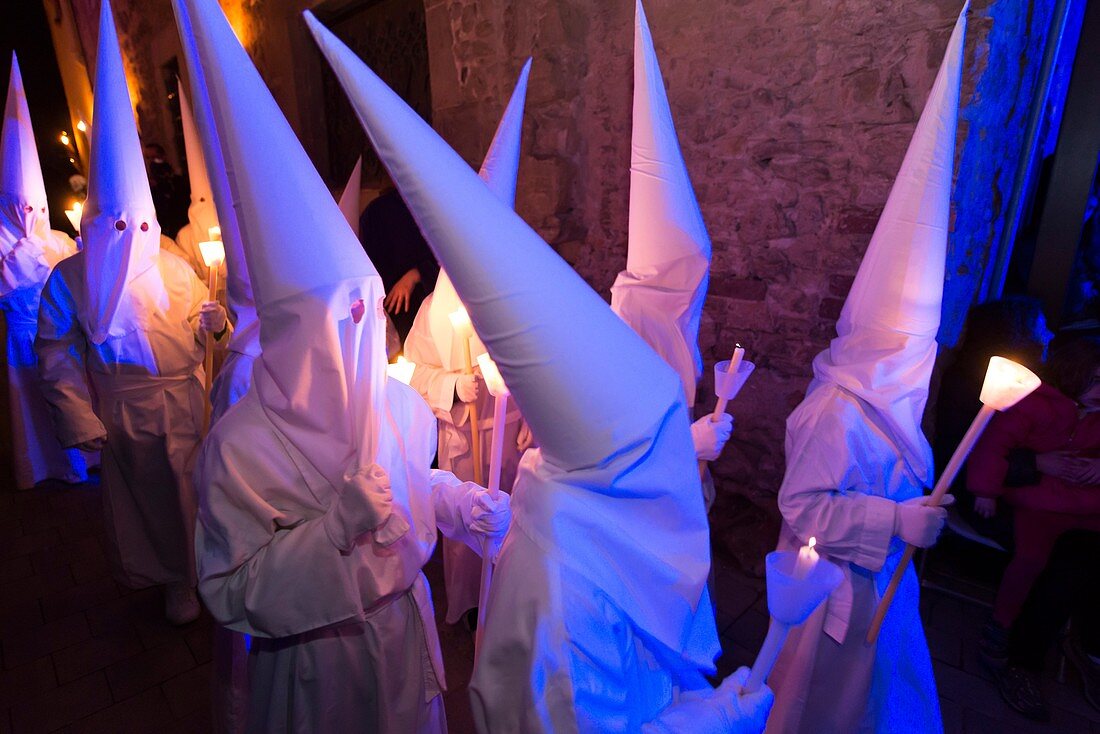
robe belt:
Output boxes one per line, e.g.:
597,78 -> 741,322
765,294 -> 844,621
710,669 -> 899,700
89,369 -> 201,394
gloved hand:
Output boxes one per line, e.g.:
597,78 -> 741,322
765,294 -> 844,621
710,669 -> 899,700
516,420 -> 535,452
894,495 -> 953,548
716,667 -> 774,733
323,464 -> 409,552
456,373 -> 481,403
470,490 -> 511,539
199,301 -> 228,335
690,413 -> 734,461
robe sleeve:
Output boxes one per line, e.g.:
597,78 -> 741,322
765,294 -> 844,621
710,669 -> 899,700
34,266 -> 105,447
195,424 -> 365,638
429,468 -> 489,557
777,419 -> 897,574
404,302 -> 459,413
967,406 -> 1034,499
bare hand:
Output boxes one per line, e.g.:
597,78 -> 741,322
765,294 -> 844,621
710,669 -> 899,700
1036,451 -> 1081,482
199,301 -> 228,335
75,435 -> 106,452
456,373 -> 482,404
517,420 -> 534,452
973,497 -> 997,519
1062,456 -> 1100,485
383,269 -> 421,314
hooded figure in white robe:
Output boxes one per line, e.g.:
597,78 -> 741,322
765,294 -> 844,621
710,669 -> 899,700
35,0 -> 225,625
1,53 -> 87,489
174,64 -> 260,425
764,9 -> 966,734
307,13 -> 773,733
610,2 -> 730,510
166,84 -> 221,285
173,1 -> 511,731
403,59 -> 531,625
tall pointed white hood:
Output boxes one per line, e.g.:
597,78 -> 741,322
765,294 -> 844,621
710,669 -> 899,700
428,58 -> 531,372
0,53 -> 53,296
611,0 -> 711,407
307,13 -> 718,670
173,44 -> 260,359
178,82 -> 220,244
812,5 -> 967,483
337,155 -> 362,237
173,0 -> 386,485
81,0 -> 164,344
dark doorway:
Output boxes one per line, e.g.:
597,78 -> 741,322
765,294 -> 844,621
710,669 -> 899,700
312,0 -> 431,191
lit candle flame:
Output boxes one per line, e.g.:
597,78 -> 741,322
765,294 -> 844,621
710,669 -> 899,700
808,537 -> 816,550
76,120 -> 87,133
59,132 -> 70,146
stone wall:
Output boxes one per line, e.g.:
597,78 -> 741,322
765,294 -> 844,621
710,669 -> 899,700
64,0 -> 1067,569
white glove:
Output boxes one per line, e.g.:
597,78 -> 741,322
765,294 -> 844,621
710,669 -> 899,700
323,464 -> 409,552
894,495 -> 953,548
470,490 -> 512,538
691,414 -> 734,461
716,667 -> 774,733
199,301 -> 228,335
456,373 -> 481,403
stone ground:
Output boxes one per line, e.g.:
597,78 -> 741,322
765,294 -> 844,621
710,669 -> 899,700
1,477 -> 1097,733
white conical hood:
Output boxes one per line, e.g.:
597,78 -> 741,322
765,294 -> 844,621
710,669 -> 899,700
173,32 -> 259,359
81,0 -> 164,344
0,53 -> 53,296
428,58 -> 530,371
611,1 -> 711,407
174,0 -> 387,483
1,54 -> 48,209
308,12 -> 719,671
337,155 -> 362,237
178,82 -> 220,242
812,5 -> 967,483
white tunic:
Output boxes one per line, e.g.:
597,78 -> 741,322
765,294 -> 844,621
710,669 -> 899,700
766,384 -> 941,734
196,377 -> 488,733
37,250 -> 207,586
2,230 -> 88,488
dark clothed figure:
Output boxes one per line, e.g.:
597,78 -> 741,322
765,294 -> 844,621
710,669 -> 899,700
358,188 -> 438,342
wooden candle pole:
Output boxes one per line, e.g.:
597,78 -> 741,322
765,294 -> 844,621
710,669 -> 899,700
202,264 -> 220,434
866,404 -> 997,644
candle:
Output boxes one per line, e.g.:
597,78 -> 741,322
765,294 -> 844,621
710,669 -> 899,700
727,344 -> 745,378
448,307 -> 473,337
474,351 -> 510,654
793,537 -> 818,580
198,239 -> 226,270
867,355 -> 1042,644
59,131 -> 70,147
76,120 -> 87,133
386,356 -> 416,385
64,201 -> 83,233
208,225 -> 222,242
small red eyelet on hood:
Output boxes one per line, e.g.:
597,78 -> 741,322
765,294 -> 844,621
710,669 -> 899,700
350,298 -> 365,324
140,222 -> 149,232
24,205 -> 33,214
114,220 -> 127,231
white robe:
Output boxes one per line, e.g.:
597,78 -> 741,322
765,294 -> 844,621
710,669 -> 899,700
195,377 -> 489,733
36,250 -> 207,587
2,231 -> 88,488
766,384 -> 941,734
470,454 -> 753,734
404,294 -> 522,623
